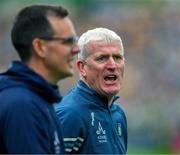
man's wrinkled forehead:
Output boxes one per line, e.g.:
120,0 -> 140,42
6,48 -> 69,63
87,40 -> 124,55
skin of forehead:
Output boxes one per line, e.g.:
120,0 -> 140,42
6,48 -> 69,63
87,40 -> 123,55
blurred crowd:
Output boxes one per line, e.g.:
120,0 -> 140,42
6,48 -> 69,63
0,0 -> 180,153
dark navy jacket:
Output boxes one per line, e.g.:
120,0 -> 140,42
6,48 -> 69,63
55,80 -> 128,154
0,61 -> 64,154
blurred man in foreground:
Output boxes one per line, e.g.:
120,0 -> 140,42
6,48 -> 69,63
0,4 -> 79,154
55,28 -> 128,154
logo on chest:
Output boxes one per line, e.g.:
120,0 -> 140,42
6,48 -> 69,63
96,121 -> 107,143
96,122 -> 107,143
90,112 -> 108,143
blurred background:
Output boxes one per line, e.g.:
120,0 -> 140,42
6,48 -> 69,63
0,0 -> 180,154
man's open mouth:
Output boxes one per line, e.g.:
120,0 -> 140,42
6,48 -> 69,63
104,75 -> 117,81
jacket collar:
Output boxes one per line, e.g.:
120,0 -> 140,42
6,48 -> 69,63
76,80 -> 119,109
0,61 -> 62,103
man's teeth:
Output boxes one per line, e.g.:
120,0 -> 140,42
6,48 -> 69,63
104,75 -> 117,81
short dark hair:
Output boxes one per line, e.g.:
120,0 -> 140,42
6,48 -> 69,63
11,4 -> 69,62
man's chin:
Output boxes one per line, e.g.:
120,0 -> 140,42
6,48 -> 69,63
104,89 -> 119,96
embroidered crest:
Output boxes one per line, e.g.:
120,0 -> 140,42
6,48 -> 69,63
117,122 -> 122,137
96,121 -> 107,143
96,122 -> 106,135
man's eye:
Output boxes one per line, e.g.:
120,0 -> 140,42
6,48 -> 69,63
113,55 -> 123,61
95,56 -> 108,62
62,38 -> 74,45
62,36 -> 78,45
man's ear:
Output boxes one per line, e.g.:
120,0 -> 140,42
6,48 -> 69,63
76,59 -> 87,77
32,38 -> 46,58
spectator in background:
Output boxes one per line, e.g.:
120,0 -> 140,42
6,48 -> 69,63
55,28 -> 128,154
0,4 -> 79,154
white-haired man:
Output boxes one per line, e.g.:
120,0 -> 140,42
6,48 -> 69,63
55,28 -> 128,154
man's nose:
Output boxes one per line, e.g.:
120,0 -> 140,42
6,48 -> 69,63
71,43 -> 80,55
106,57 -> 116,68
